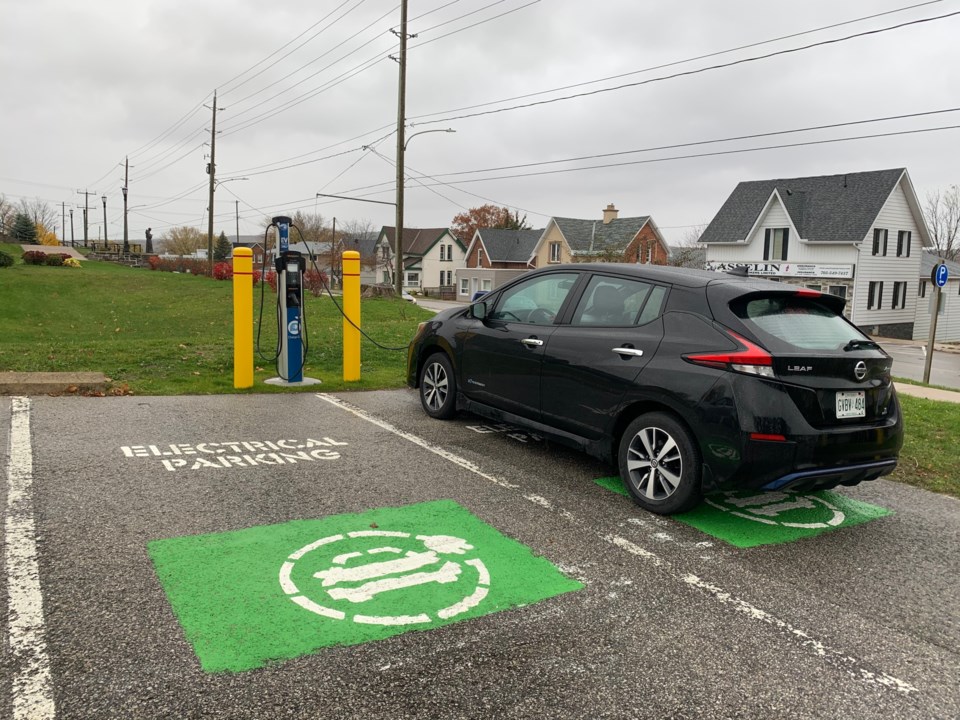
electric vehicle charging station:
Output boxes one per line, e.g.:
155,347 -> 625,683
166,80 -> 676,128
265,215 -> 322,388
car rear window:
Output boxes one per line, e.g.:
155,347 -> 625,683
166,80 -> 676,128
731,295 -> 868,351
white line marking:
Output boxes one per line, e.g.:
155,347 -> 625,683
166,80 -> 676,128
317,393 -> 919,696
5,397 -> 56,719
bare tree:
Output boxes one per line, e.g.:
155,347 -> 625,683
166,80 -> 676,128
0,194 -> 15,236
668,224 -> 707,268
17,197 -> 58,231
924,185 -> 960,262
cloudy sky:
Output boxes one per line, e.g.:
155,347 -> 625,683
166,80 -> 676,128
3,0 -> 959,246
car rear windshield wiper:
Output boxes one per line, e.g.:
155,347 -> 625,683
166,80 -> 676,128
844,339 -> 881,351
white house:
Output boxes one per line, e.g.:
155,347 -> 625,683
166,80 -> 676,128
915,250 -> 960,342
375,226 -> 465,294
699,168 -> 931,339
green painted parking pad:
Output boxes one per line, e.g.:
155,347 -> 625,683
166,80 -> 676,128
148,499 -> 583,673
594,476 -> 891,547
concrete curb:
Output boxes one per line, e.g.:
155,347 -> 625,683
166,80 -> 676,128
0,372 -> 108,396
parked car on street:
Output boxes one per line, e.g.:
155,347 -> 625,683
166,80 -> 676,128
407,264 -> 902,514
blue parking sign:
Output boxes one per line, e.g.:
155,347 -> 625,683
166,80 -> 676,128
933,263 -> 949,288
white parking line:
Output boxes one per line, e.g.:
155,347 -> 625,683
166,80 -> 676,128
317,393 -> 918,696
4,397 -> 56,719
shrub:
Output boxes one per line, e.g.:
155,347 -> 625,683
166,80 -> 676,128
303,268 -> 328,297
63,258 -> 82,268
147,255 -> 162,270
265,270 -> 278,293
22,251 -> 47,265
212,262 -> 233,281
44,254 -> 69,267
0,250 -> 13,268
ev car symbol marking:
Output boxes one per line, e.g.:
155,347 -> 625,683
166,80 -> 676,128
704,491 -> 845,529
280,531 -> 490,626
287,319 -> 301,336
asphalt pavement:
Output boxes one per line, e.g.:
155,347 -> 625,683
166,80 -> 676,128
3,391 -> 958,719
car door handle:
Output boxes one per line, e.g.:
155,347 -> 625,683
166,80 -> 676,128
612,347 -> 643,357
521,338 -> 544,347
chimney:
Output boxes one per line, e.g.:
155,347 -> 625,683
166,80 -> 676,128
602,203 -> 618,224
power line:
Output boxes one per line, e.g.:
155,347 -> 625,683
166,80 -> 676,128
218,0 -> 366,96
375,124 -> 960,188
421,107 -> 960,180
408,0 -> 945,123
412,9 -> 960,126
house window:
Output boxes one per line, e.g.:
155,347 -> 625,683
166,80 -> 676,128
897,230 -> 912,257
439,245 -> 446,261
404,271 -> 419,287
892,282 -> 907,310
478,248 -> 484,266
448,244 -> 453,260
763,228 -> 789,261
919,281 -> 927,298
828,285 -> 847,299
482,279 -> 492,291
446,271 -> 453,286
868,281 -> 883,310
549,242 -> 562,263
872,229 -> 888,256
806,284 -> 822,292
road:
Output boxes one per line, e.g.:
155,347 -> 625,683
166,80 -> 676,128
3,392 -> 958,719
881,341 -> 960,389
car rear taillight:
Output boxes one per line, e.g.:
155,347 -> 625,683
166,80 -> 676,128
795,288 -> 821,298
685,330 -> 775,378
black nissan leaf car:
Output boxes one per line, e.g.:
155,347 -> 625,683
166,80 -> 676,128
407,264 -> 903,514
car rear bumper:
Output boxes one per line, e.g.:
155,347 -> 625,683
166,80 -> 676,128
760,458 -> 898,492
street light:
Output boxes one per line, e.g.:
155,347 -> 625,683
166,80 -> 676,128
101,195 -> 108,249
395,128 -> 455,295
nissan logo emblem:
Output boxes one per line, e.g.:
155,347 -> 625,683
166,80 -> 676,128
854,361 -> 867,381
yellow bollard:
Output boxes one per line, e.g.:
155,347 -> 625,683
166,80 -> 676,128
342,250 -> 361,381
232,248 -> 254,389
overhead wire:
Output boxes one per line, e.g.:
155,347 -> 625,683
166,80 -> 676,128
218,0 -> 365,97
411,9 -> 960,126
408,0 -> 945,122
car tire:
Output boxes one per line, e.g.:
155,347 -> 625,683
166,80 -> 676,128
419,352 -> 458,419
619,412 -> 701,515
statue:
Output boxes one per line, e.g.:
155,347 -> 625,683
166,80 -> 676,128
145,227 -> 153,254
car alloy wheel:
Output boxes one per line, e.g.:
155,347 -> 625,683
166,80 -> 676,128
419,352 -> 458,419
619,412 -> 701,514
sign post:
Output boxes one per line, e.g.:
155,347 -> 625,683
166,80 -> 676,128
923,262 -> 949,384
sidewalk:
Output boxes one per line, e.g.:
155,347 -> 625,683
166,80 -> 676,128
893,382 -> 960,404
873,335 -> 960,355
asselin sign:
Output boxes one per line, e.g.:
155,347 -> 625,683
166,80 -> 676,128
706,261 -> 854,279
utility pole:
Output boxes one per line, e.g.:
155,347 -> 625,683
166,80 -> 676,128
393,0 -> 409,297
76,189 -> 92,246
235,200 -> 239,247
206,90 -> 220,274
61,202 -> 66,246
122,156 -> 130,254
331,216 -> 337,286
69,208 -> 75,246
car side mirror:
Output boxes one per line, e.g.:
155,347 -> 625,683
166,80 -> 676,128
470,301 -> 488,320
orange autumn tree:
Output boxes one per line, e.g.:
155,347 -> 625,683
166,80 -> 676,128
450,204 -> 528,244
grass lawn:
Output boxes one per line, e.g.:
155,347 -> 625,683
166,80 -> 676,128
1,243 -> 957,499
0,243 -> 433,395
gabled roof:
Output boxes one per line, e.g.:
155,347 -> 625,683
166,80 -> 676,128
471,228 -> 543,263
552,216 -> 652,254
378,227 -> 461,256
699,168 -> 907,244
919,248 -> 960,279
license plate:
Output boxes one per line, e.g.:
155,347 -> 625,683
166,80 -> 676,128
836,390 -> 866,419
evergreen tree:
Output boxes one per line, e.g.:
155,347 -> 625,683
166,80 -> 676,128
10,213 -> 37,243
214,231 -> 233,261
